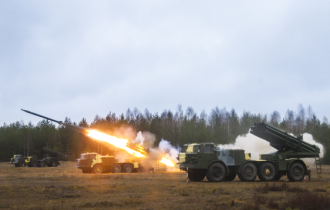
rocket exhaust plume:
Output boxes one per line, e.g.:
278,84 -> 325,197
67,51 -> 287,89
86,130 -> 145,157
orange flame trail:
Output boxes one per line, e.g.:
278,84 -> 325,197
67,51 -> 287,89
160,157 -> 175,167
86,130 -> 145,158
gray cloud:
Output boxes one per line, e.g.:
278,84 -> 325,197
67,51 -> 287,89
1,0 -> 329,125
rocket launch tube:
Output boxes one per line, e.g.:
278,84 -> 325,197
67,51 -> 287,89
21,109 -> 87,134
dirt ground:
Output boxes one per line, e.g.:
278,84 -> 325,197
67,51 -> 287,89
0,162 -> 330,210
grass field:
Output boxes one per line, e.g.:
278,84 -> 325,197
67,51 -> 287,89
0,162 -> 330,210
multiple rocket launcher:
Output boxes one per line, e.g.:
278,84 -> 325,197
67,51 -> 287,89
21,109 -> 146,155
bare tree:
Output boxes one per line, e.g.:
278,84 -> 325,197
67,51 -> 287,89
296,104 -> 305,134
285,110 -> 295,133
323,116 -> 328,125
269,111 -> 281,126
307,105 -> 314,120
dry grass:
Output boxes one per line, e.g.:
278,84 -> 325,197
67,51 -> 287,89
254,182 -> 309,193
0,162 -> 330,209
284,191 -> 330,210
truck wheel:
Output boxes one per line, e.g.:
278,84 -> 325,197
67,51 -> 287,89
258,162 -> 276,181
112,164 -> 122,173
225,168 -> 236,181
206,162 -> 226,182
93,164 -> 103,174
123,164 -> 133,173
15,164 -> 19,167
288,162 -> 305,182
239,162 -> 257,182
188,169 -> 205,182
51,161 -> 58,167
31,162 -> 38,167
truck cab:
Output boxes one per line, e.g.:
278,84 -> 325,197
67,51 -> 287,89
178,143 -> 252,182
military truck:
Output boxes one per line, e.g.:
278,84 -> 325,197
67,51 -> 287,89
38,147 -> 68,167
178,123 -> 321,182
76,152 -> 153,174
10,148 -> 67,167
11,154 -> 38,167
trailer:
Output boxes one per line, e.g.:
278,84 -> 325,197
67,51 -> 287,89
177,123 -> 321,182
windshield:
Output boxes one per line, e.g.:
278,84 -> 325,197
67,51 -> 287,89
181,145 -> 200,153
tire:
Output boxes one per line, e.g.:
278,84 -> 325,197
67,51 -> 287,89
188,169 -> 205,182
31,162 -> 38,167
206,162 -> 226,182
112,164 -> 122,173
239,162 -> 257,182
82,169 -> 92,173
288,162 -> 305,182
258,162 -> 277,181
225,168 -> 236,181
15,164 -> 19,167
123,164 -> 133,173
51,161 -> 58,167
93,164 -> 103,174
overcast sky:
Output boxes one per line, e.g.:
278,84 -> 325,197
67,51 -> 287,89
1,0 -> 329,126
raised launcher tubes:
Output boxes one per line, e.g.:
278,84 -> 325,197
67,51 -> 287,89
250,123 -> 322,174
42,147 -> 68,160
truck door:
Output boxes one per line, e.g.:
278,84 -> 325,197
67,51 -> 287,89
200,144 -> 215,165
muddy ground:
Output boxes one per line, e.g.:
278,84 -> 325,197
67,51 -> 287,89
0,162 -> 330,210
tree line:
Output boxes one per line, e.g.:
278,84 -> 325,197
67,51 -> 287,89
1,104 -> 329,163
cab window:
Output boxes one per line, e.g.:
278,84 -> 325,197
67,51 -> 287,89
182,145 -> 200,153
89,154 -> 96,159
203,145 -> 213,153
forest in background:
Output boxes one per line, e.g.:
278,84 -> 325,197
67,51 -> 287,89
1,104 -> 330,163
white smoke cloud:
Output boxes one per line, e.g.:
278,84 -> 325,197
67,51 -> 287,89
218,132 -> 324,167
134,132 -> 180,169
133,131 -> 156,149
134,131 -> 145,145
158,139 -> 181,164
218,133 -> 277,160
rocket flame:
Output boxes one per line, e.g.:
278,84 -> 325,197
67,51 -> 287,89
160,157 -> 175,167
86,130 -> 145,158
86,130 -> 177,168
